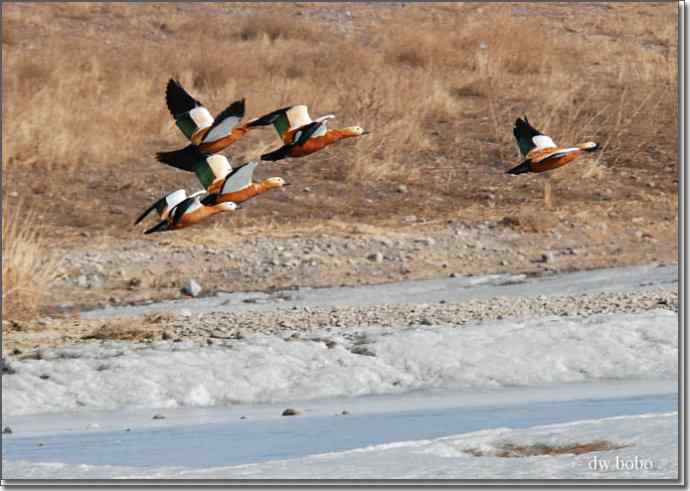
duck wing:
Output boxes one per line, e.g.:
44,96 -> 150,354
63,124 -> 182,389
247,105 -> 313,142
219,161 -> 258,194
201,99 -> 247,144
165,78 -> 214,141
513,116 -> 556,157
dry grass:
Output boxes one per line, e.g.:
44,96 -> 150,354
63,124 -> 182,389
464,440 -> 630,458
1,3 -> 678,242
2,200 -> 58,319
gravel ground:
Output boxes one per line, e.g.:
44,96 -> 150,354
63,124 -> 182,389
4,287 -> 677,356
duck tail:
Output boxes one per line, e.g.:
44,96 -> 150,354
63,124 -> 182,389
260,145 -> 291,162
506,160 -> 532,175
144,220 -> 170,235
155,144 -> 204,172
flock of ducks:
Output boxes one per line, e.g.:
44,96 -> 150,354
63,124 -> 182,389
135,79 -> 600,234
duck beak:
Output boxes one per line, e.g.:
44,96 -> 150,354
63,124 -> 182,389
362,130 -> 371,136
283,182 -> 292,186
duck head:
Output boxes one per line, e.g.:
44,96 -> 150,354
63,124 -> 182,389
580,141 -> 600,152
262,177 -> 288,190
216,202 -> 238,212
342,126 -> 370,138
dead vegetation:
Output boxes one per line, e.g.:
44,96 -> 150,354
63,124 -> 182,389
0,3 -> 678,318
2,199 -> 58,319
464,440 -> 630,458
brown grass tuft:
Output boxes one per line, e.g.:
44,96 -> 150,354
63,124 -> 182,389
2,201 -> 58,320
465,440 -> 630,458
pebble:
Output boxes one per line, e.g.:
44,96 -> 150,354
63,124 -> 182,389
181,279 -> 202,297
281,408 -> 302,416
3,426 -> 12,434
367,252 -> 384,263
152,414 -> 166,420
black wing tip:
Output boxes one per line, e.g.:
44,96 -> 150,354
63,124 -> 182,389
506,161 -> 531,175
165,78 -> 199,116
155,145 -> 203,172
260,146 -> 290,162
144,220 -> 169,235
247,105 -> 294,128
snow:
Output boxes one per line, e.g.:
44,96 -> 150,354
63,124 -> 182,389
3,412 -> 677,479
3,310 -> 677,417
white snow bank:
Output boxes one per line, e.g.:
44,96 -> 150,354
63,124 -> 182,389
3,412 -> 677,480
2,310 -> 677,416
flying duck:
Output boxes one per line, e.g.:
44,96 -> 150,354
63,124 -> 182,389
142,193 -> 238,235
200,161 -> 288,207
507,117 -> 600,175
248,105 -> 369,162
156,79 -> 275,171
134,188 -> 206,225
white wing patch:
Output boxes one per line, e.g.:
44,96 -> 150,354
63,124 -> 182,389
189,107 -> 214,130
221,161 -> 258,195
161,189 -> 189,219
202,115 -> 243,143
314,114 -> 335,123
206,154 -> 233,181
533,135 -> 557,149
287,105 -> 313,131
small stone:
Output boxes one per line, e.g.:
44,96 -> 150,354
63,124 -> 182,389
367,252 -> 384,263
181,279 -> 202,297
303,187 -> 312,193
396,184 -> 408,193
77,275 -> 89,288
341,410 -> 350,415
152,414 -> 166,420
350,346 -> 376,357
240,416 -> 247,420
416,237 -> 435,246
449,272 -> 459,278
161,331 -> 172,340
325,340 -> 337,349
3,426 -> 12,434
540,252 -> 555,263
282,408 -> 302,416
124,428 -> 131,432
39,374 -> 50,380
128,277 -> 142,289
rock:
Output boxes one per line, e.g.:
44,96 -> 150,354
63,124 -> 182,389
341,410 -> 350,415
152,414 -> 166,420
181,279 -> 202,297
240,416 -> 247,420
402,215 -> 417,224
396,184 -> 408,193
350,346 -> 376,357
449,272 -> 459,278
419,318 -> 434,326
161,331 -> 173,340
540,252 -> 555,263
128,277 -> 142,289
416,237 -> 435,246
303,187 -> 312,193
3,426 -> 12,434
325,340 -> 337,349
281,408 -> 302,416
39,374 -> 50,380
77,275 -> 89,288
367,252 -> 384,263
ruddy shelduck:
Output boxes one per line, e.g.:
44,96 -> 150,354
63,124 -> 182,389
507,117 -> 600,175
142,193 -> 238,235
249,105 -> 369,162
200,161 -> 288,207
134,188 -> 206,225
156,79 -> 275,171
